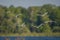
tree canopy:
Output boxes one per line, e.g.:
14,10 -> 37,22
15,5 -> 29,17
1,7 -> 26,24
0,4 -> 60,34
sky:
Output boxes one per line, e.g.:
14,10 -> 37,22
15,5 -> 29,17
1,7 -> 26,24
0,0 -> 60,8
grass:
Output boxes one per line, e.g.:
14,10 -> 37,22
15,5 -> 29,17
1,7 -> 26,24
0,32 -> 60,36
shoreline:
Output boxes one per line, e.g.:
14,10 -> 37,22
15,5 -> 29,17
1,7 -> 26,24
0,32 -> 60,36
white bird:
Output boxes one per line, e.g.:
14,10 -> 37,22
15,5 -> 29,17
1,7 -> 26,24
32,21 -> 56,28
32,24 -> 36,27
44,21 -> 56,24
16,14 -> 22,18
37,12 -> 48,17
41,12 -> 48,17
21,23 -> 25,27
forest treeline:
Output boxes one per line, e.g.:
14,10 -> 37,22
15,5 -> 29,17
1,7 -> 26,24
0,4 -> 60,34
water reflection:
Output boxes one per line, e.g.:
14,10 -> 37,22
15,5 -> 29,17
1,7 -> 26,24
5,37 -> 10,40
4,37 -> 25,40
0,36 -> 60,40
15,37 -> 24,40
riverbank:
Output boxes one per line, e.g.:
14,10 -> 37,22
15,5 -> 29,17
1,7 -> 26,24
0,32 -> 60,36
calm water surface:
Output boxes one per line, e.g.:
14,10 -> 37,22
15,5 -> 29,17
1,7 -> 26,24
0,36 -> 60,40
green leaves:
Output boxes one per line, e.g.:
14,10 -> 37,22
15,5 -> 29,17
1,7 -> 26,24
0,4 -> 60,33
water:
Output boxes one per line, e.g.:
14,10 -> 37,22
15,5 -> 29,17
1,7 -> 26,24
0,36 -> 60,40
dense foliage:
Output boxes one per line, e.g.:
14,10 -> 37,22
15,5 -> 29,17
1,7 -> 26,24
0,4 -> 60,34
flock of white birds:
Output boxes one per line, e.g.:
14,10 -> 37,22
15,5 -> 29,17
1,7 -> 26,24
15,12 -> 56,28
